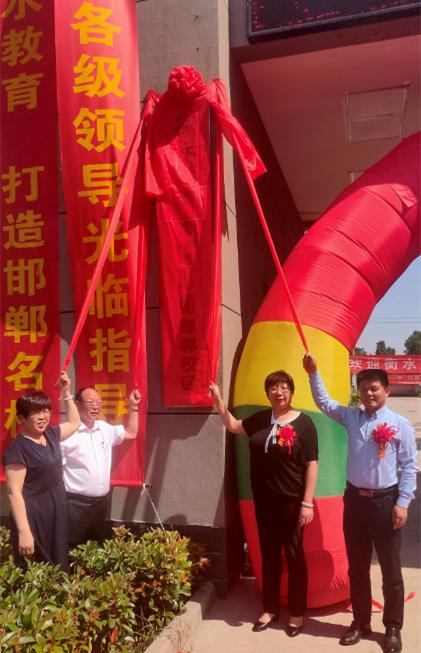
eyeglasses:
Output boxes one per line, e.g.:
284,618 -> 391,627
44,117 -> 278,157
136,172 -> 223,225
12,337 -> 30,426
268,384 -> 291,392
80,400 -> 103,408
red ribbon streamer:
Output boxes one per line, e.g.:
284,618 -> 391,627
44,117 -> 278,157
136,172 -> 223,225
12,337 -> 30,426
132,93 -> 159,381
62,115 -> 144,375
231,137 -> 309,352
63,70 -> 309,388
208,80 -> 308,353
345,592 -> 415,612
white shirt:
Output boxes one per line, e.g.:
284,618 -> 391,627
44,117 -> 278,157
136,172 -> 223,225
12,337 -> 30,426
60,420 -> 125,497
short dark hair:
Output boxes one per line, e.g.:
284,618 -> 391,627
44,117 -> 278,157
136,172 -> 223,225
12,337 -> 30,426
264,370 -> 295,395
75,387 -> 97,403
356,368 -> 389,389
16,391 -> 51,419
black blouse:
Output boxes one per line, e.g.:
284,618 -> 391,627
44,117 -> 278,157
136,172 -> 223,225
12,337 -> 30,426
3,426 -> 64,495
243,409 -> 318,498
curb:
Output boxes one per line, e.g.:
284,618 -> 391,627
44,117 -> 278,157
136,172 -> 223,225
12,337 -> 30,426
143,582 -> 216,653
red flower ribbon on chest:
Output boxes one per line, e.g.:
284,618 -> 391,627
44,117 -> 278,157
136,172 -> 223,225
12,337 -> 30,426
276,424 -> 298,455
371,422 -> 398,459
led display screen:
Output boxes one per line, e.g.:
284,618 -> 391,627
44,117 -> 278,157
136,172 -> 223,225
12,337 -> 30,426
248,0 -> 421,40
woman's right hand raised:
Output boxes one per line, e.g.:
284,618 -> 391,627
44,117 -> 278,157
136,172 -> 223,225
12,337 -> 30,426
18,528 -> 35,557
208,381 -> 245,434
208,381 -> 222,403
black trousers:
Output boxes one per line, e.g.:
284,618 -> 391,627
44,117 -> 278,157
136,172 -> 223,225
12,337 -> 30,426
343,485 -> 404,629
66,492 -> 110,547
254,492 -> 307,615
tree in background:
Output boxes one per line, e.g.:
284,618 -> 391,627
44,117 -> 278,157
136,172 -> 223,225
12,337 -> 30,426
375,340 -> 396,355
353,346 -> 367,355
404,330 -> 421,354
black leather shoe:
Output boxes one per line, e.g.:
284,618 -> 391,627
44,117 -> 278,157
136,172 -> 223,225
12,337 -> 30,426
252,613 -> 279,632
383,627 -> 402,653
339,621 -> 372,646
286,623 -> 303,637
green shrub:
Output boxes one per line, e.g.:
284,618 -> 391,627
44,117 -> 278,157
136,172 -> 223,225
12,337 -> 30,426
348,392 -> 361,407
0,526 -> 208,652
0,561 -> 136,652
0,525 -> 13,564
70,527 -> 195,632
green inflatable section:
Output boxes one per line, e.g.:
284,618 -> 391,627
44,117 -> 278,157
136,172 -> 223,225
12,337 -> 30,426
233,406 -> 347,500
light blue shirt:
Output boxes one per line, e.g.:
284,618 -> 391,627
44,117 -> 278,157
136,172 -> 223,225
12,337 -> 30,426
310,371 -> 418,508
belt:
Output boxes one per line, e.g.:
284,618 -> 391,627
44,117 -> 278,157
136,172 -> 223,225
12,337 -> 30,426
66,492 -> 109,503
346,482 -> 398,498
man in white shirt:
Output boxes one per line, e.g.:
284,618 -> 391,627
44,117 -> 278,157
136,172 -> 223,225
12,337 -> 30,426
60,386 -> 141,546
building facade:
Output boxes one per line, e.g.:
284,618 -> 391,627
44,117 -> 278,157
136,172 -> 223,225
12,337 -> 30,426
1,0 -> 419,595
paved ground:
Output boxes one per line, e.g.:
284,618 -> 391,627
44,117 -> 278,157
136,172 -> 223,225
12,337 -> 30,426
187,398 -> 421,653
388,396 -> 421,439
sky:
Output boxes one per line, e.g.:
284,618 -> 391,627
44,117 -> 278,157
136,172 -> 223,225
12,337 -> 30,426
355,257 -> 421,354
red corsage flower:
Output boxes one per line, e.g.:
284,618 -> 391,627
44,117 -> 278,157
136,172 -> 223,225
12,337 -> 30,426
371,422 -> 398,459
277,424 -> 298,455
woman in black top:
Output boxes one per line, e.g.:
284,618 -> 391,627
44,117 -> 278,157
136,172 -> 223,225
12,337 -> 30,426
3,372 -> 80,570
210,370 -> 318,637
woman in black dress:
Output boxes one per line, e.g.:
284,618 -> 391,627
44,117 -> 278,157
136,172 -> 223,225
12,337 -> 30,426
209,370 -> 318,637
3,372 -> 80,570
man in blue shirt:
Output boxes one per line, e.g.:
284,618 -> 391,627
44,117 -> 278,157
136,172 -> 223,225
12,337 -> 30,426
303,353 -> 418,653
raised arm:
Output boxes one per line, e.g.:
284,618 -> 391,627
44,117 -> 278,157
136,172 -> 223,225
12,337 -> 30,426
209,382 -> 246,435
59,370 -> 81,440
302,353 -> 348,425
5,464 -> 34,557
124,389 -> 141,440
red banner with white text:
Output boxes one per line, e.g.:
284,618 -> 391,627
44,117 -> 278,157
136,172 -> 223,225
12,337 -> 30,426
0,0 -> 61,479
350,355 -> 421,384
55,0 -> 145,484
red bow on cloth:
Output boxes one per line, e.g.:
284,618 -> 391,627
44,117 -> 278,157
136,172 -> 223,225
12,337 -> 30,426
143,66 -> 306,407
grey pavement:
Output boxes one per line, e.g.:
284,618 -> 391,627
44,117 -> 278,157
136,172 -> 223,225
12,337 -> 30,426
388,396 -> 421,439
187,397 -> 421,653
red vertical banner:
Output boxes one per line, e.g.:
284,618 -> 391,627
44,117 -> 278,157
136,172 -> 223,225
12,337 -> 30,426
55,0 -> 145,485
0,0 -> 61,479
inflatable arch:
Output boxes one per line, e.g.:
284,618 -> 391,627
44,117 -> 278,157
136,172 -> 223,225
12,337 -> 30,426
233,133 -> 420,608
